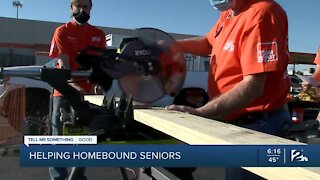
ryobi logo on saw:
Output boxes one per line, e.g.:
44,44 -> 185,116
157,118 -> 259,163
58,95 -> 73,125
134,49 -> 152,56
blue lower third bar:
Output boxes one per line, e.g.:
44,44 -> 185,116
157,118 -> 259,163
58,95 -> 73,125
20,144 -> 320,167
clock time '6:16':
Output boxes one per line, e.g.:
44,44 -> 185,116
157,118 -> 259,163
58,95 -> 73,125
267,148 -> 281,154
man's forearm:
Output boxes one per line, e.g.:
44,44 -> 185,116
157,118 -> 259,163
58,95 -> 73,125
198,73 -> 267,119
177,36 -> 212,56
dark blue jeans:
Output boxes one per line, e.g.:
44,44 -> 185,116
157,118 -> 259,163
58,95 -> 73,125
49,96 -> 86,180
225,106 -> 292,180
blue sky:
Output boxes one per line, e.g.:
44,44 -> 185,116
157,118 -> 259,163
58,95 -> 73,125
1,0 -> 319,54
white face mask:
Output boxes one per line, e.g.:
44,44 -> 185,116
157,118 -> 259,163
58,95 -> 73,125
210,0 -> 233,11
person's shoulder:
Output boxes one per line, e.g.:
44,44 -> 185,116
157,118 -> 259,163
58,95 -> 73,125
54,21 -> 72,33
241,0 -> 286,22
87,24 -> 106,36
249,0 -> 285,15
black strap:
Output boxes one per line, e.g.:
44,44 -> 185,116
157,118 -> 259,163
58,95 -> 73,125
230,104 -> 288,126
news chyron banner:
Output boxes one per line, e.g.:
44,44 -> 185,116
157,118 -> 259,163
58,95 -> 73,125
21,135 -> 320,167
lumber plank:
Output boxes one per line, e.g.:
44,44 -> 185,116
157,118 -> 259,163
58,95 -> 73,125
84,95 -> 104,106
134,108 -> 299,145
134,109 -> 320,179
243,167 -> 320,180
85,95 -> 320,179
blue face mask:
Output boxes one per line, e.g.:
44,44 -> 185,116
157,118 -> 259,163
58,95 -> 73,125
210,0 -> 233,11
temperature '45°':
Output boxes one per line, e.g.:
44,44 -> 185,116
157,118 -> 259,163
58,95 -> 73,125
268,156 -> 279,163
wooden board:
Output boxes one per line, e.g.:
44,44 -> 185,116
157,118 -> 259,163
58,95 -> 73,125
134,108 -> 299,145
134,109 -> 320,179
85,95 -> 320,179
84,95 -> 105,106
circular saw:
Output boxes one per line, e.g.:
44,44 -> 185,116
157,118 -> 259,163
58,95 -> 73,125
79,28 -> 187,103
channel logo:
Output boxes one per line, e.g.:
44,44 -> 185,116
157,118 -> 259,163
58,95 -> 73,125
291,149 -> 309,162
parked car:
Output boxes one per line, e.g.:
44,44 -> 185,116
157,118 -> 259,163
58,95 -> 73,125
289,75 -> 303,95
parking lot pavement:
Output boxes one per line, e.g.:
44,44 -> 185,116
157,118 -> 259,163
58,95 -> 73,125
0,156 -> 125,180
